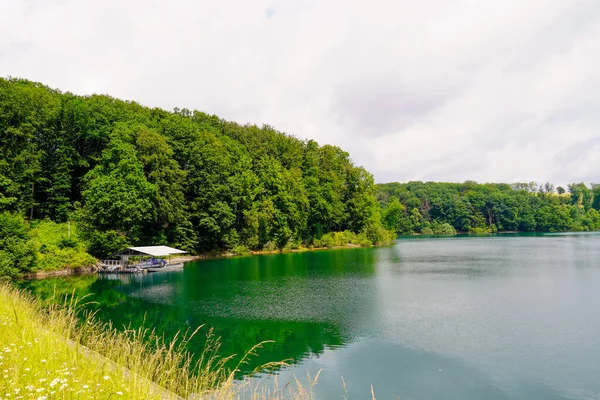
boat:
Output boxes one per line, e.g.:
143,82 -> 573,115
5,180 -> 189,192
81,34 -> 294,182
146,263 -> 184,273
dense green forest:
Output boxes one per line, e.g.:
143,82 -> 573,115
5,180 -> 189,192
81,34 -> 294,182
0,77 -> 394,277
2,77 -> 599,278
378,181 -> 600,235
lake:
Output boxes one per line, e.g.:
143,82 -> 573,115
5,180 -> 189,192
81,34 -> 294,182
21,233 -> 600,399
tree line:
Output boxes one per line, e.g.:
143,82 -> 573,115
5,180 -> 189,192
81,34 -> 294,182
378,181 -> 600,235
0,77 -> 394,275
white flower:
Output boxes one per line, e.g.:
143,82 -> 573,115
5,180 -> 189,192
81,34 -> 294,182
103,376 -> 110,380
40,359 -> 47,363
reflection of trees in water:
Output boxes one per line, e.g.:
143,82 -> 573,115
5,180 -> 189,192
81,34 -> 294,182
16,275 -> 127,308
19,248 -> 380,376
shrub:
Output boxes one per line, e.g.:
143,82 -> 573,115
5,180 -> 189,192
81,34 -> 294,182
0,213 -> 37,278
433,223 -> 456,235
231,245 -> 251,256
262,241 -> 277,252
421,227 -> 433,235
282,239 -> 300,251
470,226 -> 490,235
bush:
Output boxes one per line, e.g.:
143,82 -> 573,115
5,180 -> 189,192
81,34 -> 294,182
262,241 -> 277,252
282,239 -> 300,251
361,218 -> 396,246
0,213 -> 37,278
433,222 -> 456,235
314,229 -> 392,248
470,226 -> 490,235
231,245 -> 251,256
58,236 -> 79,249
86,229 -> 129,258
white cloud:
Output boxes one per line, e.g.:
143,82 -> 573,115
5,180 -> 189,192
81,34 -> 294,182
1,0 -> 599,186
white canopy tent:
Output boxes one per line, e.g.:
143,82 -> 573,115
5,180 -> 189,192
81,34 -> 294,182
126,246 -> 187,257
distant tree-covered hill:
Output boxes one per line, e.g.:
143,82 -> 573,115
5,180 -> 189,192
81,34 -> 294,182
0,77 -> 393,268
378,181 -> 600,235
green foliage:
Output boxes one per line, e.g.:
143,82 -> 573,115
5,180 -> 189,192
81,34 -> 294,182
230,245 -> 251,256
0,213 -> 37,278
262,241 -> 277,252
29,220 -> 97,271
282,239 -> 302,252
0,77 -> 397,268
313,231 -> 373,248
378,181 -> 600,234
86,230 -> 130,258
0,215 -> 98,277
432,222 -> 456,235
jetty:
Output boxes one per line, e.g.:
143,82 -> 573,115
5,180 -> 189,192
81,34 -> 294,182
98,246 -> 187,274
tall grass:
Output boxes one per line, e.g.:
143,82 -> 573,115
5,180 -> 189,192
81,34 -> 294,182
0,283 -> 318,399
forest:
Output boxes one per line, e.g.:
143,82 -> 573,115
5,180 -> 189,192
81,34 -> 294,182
378,181 -> 600,235
0,78 -> 393,277
1,77 -> 599,279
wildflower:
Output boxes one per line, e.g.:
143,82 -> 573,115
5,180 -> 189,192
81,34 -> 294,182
103,376 -> 110,380
40,359 -> 47,363
116,392 -> 123,395
82,385 -> 89,389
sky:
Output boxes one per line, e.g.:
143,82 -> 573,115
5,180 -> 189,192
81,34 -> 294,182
1,0 -> 599,185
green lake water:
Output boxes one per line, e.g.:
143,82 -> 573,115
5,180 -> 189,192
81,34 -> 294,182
21,233 -> 600,399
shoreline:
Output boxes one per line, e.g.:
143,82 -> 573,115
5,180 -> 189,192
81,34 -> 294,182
22,229 -> 595,279
20,243 -> 374,280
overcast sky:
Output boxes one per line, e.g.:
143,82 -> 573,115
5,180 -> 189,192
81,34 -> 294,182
1,0 -> 599,185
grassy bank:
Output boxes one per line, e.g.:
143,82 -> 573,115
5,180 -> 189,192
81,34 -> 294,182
0,214 -> 96,279
0,283 -> 316,399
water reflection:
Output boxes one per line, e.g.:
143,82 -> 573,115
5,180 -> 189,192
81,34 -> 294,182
19,247 -> 379,376
19,234 -> 600,400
